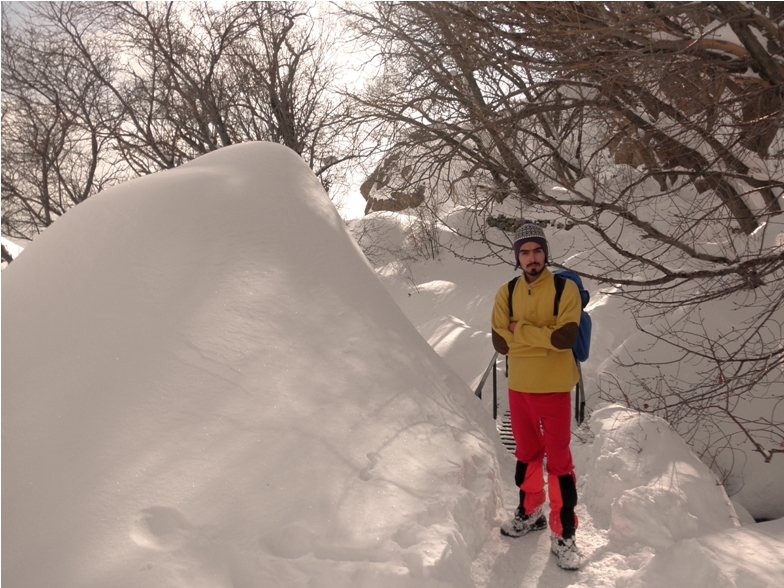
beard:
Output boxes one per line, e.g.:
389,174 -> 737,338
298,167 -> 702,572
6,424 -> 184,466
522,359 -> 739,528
524,264 -> 543,277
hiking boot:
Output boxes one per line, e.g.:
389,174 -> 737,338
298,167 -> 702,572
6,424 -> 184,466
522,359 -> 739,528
500,506 -> 547,537
550,534 -> 582,570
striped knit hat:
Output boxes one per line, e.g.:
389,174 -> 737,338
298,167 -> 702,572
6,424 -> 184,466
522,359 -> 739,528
512,221 -> 549,269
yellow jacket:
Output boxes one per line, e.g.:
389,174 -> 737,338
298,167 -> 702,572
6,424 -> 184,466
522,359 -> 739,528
491,268 -> 581,393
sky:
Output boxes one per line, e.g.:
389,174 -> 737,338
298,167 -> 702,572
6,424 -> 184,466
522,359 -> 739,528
2,142 -> 783,587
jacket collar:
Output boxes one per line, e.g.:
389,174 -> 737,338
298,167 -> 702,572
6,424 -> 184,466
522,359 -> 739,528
522,267 -> 552,289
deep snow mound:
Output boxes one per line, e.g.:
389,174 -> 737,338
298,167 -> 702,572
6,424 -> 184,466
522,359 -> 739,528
577,405 -> 740,549
2,143 -> 503,588
567,406 -> 784,588
617,517 -> 784,588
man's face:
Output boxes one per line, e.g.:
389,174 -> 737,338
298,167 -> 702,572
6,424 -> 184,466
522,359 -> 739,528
518,242 -> 546,278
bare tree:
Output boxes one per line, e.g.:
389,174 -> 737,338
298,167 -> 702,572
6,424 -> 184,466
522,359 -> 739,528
228,1 -> 363,193
346,2 -> 784,465
36,1 -> 361,186
2,1 -> 365,242
1,6 -> 122,240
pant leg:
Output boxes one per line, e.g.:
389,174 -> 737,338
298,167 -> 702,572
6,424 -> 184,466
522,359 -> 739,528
548,472 -> 578,538
508,390 -> 545,515
513,460 -> 546,516
536,392 -> 578,537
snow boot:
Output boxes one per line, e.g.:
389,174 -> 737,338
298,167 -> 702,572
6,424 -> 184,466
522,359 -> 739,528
500,506 -> 547,537
550,534 -> 582,570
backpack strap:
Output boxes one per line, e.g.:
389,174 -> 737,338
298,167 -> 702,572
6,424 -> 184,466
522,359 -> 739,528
505,277 -> 519,375
553,274 -> 566,316
507,277 -> 519,318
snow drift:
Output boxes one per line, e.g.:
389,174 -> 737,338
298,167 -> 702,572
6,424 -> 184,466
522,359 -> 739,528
575,406 -> 784,588
618,517 -> 784,588
2,143 -> 504,588
578,405 -> 739,549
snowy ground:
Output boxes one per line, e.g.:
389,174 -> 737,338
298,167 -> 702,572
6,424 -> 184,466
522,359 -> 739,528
3,142 -> 783,587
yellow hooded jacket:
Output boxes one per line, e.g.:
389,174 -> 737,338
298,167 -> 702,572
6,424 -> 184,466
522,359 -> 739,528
491,268 -> 581,393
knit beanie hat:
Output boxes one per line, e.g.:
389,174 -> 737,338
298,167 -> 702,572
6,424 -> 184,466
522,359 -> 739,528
512,221 -> 549,269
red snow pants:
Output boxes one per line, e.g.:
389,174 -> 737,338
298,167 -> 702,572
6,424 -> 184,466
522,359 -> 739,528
508,389 -> 578,538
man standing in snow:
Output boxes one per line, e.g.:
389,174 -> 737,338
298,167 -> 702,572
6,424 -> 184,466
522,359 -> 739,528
491,221 -> 582,571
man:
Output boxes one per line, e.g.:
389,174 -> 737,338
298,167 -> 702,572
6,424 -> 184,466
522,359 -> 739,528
490,221 -> 582,571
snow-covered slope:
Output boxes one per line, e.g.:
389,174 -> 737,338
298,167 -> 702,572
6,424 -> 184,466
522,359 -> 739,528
2,143 -> 504,588
577,405 -> 739,546
618,517 -> 784,588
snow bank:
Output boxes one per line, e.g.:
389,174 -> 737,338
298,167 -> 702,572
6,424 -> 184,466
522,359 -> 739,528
585,299 -> 784,522
360,230 -> 512,393
2,142 -> 504,588
573,405 -> 784,588
618,518 -> 784,588
577,405 -> 740,550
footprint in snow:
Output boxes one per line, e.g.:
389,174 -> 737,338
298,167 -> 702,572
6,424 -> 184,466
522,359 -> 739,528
130,506 -> 194,551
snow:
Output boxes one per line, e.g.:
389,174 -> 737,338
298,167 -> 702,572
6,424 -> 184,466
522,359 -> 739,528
0,235 -> 23,258
618,518 -> 784,588
577,405 -> 740,544
3,142 -> 783,587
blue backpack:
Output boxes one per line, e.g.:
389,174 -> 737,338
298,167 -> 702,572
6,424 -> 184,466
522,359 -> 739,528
551,269 -> 592,362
